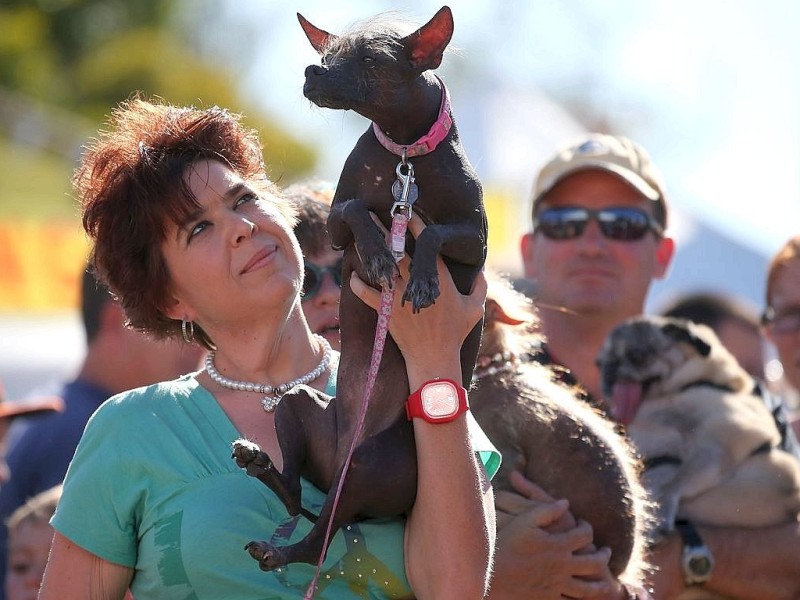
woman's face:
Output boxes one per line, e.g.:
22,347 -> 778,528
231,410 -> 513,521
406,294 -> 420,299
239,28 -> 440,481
161,160 -> 303,332
6,520 -> 52,600
766,260 -> 800,390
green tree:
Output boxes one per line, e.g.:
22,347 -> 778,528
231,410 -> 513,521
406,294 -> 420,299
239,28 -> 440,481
0,0 -> 316,218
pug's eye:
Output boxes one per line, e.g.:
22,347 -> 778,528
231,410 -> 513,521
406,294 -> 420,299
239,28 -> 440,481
362,55 -> 375,64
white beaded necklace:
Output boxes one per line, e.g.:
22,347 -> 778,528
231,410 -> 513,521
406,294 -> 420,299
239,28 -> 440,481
205,334 -> 333,412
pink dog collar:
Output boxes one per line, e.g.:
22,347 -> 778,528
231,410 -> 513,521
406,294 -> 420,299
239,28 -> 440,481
372,76 -> 452,158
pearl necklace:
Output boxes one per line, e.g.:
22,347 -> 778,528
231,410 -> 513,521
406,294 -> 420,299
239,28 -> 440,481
205,334 -> 333,412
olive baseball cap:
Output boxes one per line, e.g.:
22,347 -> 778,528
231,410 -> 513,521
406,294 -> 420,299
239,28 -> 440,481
531,133 -> 668,226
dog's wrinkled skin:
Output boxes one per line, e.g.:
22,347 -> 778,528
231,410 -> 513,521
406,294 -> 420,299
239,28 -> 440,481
232,6 -> 487,572
469,275 -> 651,587
597,315 -> 800,541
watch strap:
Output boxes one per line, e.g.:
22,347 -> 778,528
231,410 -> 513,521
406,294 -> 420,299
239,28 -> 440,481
675,519 -> 703,548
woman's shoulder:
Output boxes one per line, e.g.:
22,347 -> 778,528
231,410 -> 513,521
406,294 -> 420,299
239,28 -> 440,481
91,374 -> 200,424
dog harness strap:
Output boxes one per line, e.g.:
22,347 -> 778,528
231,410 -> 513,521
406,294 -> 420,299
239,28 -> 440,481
372,76 -> 452,158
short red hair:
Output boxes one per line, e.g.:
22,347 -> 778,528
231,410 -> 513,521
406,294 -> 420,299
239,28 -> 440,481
77,97 -> 294,347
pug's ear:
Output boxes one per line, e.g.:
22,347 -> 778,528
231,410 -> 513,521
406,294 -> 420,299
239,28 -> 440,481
661,321 -> 712,357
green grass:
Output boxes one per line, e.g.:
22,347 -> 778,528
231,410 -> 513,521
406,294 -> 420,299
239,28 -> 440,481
0,137 -> 77,220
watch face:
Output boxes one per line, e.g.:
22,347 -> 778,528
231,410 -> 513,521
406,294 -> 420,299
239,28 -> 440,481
421,381 -> 459,418
688,554 -> 713,576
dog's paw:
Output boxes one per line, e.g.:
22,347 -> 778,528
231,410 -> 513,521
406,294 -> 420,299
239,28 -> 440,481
403,273 -> 440,313
361,249 -> 398,290
245,541 -> 285,572
232,439 -> 274,475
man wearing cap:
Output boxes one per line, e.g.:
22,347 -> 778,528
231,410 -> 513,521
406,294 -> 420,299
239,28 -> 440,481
497,133 -> 800,598
521,134 -> 672,403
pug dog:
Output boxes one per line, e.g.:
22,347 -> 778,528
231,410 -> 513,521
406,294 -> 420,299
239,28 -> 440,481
597,315 -> 800,536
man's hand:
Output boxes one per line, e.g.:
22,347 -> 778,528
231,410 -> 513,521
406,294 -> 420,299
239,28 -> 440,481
489,471 -> 628,600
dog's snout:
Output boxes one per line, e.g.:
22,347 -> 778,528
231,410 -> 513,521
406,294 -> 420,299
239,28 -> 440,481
304,64 -> 327,78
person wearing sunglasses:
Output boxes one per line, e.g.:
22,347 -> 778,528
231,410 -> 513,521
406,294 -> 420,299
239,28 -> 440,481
521,134 -> 674,404
491,133 -> 800,600
763,236 -> 800,441
286,182 -> 343,351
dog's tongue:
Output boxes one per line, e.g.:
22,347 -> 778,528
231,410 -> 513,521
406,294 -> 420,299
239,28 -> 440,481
610,381 -> 643,425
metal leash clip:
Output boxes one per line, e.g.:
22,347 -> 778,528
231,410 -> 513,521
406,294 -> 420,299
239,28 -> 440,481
390,151 -> 418,260
390,152 -> 419,217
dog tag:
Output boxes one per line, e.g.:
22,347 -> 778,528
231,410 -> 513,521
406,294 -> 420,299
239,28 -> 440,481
392,179 -> 418,204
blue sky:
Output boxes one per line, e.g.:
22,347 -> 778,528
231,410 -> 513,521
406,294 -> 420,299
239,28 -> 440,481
223,0 -> 799,260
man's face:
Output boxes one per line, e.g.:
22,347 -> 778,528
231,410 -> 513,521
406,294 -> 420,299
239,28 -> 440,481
521,169 -> 674,320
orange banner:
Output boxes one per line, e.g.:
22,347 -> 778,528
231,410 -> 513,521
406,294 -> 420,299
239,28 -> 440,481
0,220 -> 89,311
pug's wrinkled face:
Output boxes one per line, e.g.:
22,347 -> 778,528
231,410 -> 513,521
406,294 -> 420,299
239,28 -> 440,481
596,316 -> 713,424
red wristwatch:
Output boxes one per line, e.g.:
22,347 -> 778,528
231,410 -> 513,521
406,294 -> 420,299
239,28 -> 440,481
406,378 -> 469,424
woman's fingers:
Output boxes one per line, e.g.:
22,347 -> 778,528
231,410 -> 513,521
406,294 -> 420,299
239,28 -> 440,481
406,213 -> 426,238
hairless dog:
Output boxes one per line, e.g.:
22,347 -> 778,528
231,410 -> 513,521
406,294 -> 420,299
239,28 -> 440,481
232,6 -> 487,575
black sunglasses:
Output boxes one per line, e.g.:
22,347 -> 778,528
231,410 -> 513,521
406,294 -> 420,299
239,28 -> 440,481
533,206 -> 664,242
301,258 -> 343,300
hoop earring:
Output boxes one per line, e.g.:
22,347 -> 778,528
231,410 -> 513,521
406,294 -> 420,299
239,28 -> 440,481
181,319 -> 195,344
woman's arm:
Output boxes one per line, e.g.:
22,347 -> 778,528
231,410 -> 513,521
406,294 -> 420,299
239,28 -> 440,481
351,215 -> 494,599
39,532 -> 133,600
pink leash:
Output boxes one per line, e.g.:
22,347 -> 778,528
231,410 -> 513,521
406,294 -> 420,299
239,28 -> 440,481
305,157 -> 416,599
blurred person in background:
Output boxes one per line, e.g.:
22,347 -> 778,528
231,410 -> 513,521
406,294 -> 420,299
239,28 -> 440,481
763,235 -> 800,440
286,181 -> 342,351
5,485 -> 61,600
0,265 -> 205,599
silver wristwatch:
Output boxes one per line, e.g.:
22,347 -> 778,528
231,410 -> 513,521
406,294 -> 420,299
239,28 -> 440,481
676,519 -> 714,586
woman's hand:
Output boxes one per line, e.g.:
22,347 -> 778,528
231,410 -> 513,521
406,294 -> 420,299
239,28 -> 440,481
349,213 -> 487,388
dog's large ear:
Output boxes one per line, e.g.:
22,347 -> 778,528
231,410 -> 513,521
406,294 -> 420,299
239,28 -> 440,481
402,6 -> 454,72
297,13 -> 336,54
661,321 -> 712,357
485,297 -> 528,327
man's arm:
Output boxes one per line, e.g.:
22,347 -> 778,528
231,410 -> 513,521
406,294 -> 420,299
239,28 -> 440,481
648,521 -> 800,600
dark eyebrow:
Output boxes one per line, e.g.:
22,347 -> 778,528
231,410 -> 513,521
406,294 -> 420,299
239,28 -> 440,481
225,182 -> 249,201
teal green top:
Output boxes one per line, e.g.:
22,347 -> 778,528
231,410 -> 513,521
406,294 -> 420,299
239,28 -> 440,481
52,369 -> 499,599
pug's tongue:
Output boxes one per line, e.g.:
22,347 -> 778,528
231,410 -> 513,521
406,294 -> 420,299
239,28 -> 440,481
611,381 -> 643,425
